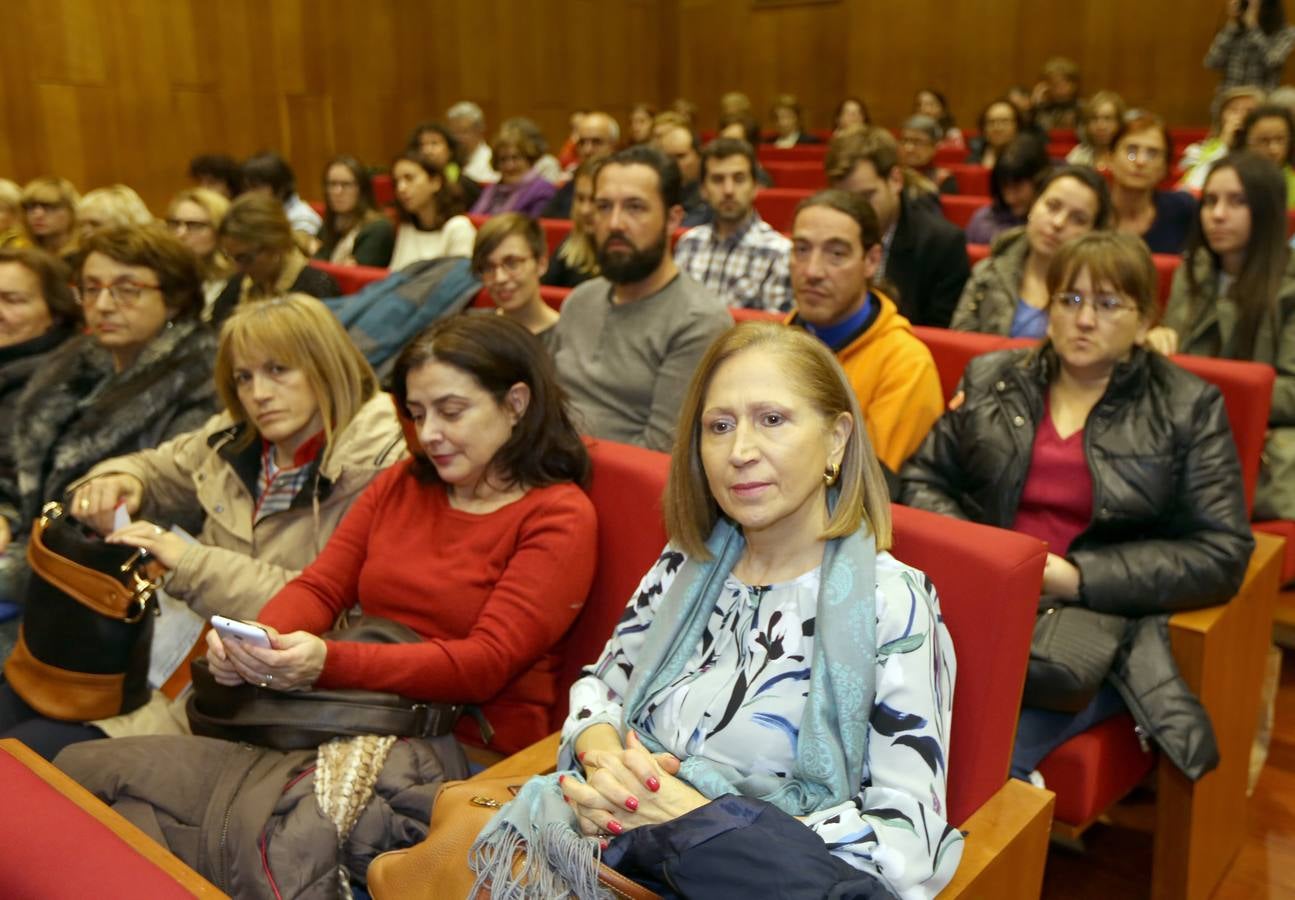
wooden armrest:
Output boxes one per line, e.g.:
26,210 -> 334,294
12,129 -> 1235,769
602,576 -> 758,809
939,780 -> 1054,899
1168,533 -> 1283,639
472,732 -> 562,781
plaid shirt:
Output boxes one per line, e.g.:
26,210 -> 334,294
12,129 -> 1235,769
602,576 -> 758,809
1205,23 -> 1295,91
252,435 -> 322,524
674,213 -> 793,312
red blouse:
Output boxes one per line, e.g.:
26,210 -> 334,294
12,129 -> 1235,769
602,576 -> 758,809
1011,405 -> 1094,558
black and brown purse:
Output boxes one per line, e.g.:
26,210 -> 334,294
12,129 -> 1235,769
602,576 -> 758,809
3,502 -> 163,721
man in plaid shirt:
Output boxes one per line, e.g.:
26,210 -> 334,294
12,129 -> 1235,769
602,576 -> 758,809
673,138 -> 793,313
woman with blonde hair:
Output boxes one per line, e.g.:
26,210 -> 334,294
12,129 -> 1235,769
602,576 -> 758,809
475,322 -> 962,899
166,187 -> 232,318
210,193 -> 339,327
20,176 -> 79,260
77,185 -> 153,240
541,158 -> 600,288
1066,90 -> 1128,170
0,294 -> 410,758
0,180 -> 25,248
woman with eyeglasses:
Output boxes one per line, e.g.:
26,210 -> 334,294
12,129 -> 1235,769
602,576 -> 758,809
904,231 -> 1253,787
20,176 -> 80,262
1109,113 -> 1196,255
469,126 -> 558,218
0,246 -> 81,640
165,187 -> 231,320
313,155 -> 395,268
1148,152 -> 1295,520
472,213 -> 559,352
0,226 -> 219,637
209,193 -> 339,328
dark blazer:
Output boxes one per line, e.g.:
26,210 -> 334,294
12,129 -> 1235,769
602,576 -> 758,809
210,264 -> 341,328
541,180 -> 574,220
884,195 -> 970,328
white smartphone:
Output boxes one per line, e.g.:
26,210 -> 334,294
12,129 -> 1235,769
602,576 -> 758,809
210,615 -> 272,649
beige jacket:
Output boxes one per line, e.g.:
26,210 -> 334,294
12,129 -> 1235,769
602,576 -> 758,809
81,392 -> 407,737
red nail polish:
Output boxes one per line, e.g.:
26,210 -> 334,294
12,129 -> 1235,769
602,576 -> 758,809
624,796 -> 639,811
558,775 -> 565,784
577,751 -> 586,762
607,820 -> 624,835
599,839 -> 609,851
645,776 -> 660,792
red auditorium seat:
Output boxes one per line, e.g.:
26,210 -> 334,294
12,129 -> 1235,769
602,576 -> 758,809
939,194 -> 989,230
1287,208 -> 1295,238
0,739 -> 226,898
539,217 -> 572,256
757,145 -> 827,163
763,160 -> 827,190
946,164 -> 990,196
753,187 -> 810,232
372,173 -> 394,207
912,325 -> 1287,900
373,487 -> 1056,900
308,259 -> 390,295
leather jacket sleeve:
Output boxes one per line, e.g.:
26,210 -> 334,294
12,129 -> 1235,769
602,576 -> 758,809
1070,384 -> 1255,617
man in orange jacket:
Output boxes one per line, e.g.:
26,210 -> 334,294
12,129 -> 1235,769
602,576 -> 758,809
786,189 -> 943,474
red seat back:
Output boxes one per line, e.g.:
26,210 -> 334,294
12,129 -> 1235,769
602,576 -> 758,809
939,194 -> 989,229
540,217 -> 573,257
757,145 -> 828,164
1170,355 -> 1274,516
967,242 -> 990,267
372,174 -> 394,208
946,164 -> 990,196
1151,254 -> 1180,309
890,504 -> 1046,826
764,160 -> 828,190
308,260 -> 390,295
550,441 -> 671,729
911,326 -> 1033,403
729,307 -> 781,323
754,188 -> 812,233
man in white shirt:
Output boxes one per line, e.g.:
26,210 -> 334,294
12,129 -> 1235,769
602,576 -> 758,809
447,100 -> 498,184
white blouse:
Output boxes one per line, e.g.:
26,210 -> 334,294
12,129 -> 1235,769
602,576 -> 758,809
561,546 -> 963,900
388,215 -> 476,271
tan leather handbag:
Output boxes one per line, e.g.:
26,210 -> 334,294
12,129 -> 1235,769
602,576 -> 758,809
367,775 -> 660,900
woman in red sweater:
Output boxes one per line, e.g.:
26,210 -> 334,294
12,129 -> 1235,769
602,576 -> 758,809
56,315 -> 598,897
207,314 -> 599,753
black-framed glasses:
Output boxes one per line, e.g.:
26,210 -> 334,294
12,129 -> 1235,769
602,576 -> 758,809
1051,291 -> 1135,317
476,255 -> 534,280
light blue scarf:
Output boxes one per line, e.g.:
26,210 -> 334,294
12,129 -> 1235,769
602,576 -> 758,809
469,515 -> 878,898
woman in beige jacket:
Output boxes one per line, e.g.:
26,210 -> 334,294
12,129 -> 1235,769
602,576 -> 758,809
0,295 -> 405,756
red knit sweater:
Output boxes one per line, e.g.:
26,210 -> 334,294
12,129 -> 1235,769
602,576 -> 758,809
258,460 -> 597,753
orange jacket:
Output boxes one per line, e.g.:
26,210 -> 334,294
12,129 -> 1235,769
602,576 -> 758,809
793,290 -> 943,472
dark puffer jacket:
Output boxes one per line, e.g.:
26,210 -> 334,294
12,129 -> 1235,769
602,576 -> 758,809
901,346 -> 1254,779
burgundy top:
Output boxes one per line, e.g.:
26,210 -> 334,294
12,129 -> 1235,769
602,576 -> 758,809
1011,402 -> 1094,557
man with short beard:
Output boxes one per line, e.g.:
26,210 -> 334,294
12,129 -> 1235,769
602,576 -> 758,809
674,138 -> 792,312
552,146 -> 730,452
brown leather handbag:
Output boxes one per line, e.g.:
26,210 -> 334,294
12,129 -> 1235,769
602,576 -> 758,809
3,502 -> 163,721
367,775 -> 661,900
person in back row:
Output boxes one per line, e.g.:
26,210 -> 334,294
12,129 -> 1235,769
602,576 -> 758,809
827,128 -> 971,328
388,151 -> 477,270
542,111 -> 620,220
953,166 -> 1112,337
552,145 -> 730,453
209,194 -> 339,327
1,296 -> 406,759
786,189 -> 942,474
673,138 -> 792,312
241,152 -> 322,240
964,134 -> 1051,246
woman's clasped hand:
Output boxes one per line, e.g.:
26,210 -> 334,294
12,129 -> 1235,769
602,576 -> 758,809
204,624 -> 327,692
562,731 -> 695,838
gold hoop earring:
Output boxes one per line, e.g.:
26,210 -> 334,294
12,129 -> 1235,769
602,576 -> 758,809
823,462 -> 841,487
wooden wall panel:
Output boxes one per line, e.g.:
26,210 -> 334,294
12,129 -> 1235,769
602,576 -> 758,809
0,0 -> 1284,217
0,0 -> 666,212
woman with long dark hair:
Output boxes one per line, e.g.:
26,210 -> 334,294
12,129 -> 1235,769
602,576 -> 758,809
313,155 -> 395,268
1149,151 -> 1295,519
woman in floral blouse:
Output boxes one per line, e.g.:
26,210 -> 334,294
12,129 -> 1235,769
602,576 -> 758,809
472,322 -> 962,899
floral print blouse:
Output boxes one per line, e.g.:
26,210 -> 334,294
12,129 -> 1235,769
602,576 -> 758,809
560,546 -> 964,900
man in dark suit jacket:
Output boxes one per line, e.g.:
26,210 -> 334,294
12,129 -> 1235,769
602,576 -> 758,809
826,128 -> 969,327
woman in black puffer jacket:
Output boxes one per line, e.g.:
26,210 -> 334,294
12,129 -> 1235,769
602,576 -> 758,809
902,231 -> 1254,782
